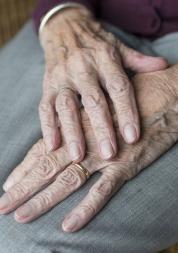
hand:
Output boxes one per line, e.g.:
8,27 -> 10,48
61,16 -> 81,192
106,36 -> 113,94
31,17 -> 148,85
39,6 -> 168,162
1,64 -> 178,233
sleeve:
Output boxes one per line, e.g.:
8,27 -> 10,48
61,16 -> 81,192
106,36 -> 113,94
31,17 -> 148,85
33,0 -> 98,32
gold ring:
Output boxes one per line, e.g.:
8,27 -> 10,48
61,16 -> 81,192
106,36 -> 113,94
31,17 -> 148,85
72,163 -> 91,181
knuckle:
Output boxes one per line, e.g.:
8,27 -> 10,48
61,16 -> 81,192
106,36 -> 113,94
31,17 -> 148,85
58,166 -> 83,190
107,164 -> 131,181
118,104 -> 133,116
39,100 -> 52,115
33,192 -> 53,210
108,75 -> 131,97
39,101 -> 55,128
80,203 -> 96,217
109,46 -> 120,62
82,88 -> 103,110
90,180 -> 113,199
8,183 -> 29,202
76,70 -> 94,83
120,167 -> 134,181
30,139 -> 46,158
56,90 -> 76,112
37,155 -> 58,181
56,93 -> 80,129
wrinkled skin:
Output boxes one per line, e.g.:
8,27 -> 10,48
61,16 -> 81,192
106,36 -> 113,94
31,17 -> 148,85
39,6 -> 167,162
1,64 -> 178,233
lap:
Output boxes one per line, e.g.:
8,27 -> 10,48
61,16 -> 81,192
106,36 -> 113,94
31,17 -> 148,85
0,21 -> 178,253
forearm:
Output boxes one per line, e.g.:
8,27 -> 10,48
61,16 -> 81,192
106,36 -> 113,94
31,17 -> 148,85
33,0 -> 98,32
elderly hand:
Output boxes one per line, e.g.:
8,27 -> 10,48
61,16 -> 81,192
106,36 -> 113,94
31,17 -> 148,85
39,6 -> 168,162
1,64 -> 178,233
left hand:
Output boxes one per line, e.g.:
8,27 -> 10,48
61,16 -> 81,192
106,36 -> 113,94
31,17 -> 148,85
1,64 -> 178,232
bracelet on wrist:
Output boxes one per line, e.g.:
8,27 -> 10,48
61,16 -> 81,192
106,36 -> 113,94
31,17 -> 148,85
39,2 -> 90,35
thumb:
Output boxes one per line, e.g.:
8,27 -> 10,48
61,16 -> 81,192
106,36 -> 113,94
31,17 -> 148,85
119,43 -> 168,73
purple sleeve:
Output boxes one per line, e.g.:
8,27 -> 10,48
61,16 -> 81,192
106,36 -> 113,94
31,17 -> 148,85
33,0 -> 98,32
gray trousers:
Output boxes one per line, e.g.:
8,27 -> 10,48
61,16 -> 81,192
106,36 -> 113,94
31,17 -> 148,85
0,21 -> 178,253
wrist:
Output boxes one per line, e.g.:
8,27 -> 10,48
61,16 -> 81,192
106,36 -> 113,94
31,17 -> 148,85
49,8 -> 91,26
40,6 -> 92,42
40,5 -> 92,34
40,7 -> 93,47
57,5 -> 92,19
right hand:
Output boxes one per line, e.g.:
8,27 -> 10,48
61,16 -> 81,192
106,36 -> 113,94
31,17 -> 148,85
2,64 -> 178,232
39,6 -> 168,162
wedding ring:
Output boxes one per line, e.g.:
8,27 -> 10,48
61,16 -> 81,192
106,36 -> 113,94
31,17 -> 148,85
72,163 -> 91,181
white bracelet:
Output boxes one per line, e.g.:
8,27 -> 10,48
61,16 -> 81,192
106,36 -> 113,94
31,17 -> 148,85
39,2 -> 87,34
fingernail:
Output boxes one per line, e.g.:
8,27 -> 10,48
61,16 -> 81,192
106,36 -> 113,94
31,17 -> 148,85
100,139 -> 113,159
62,214 -> 79,232
0,194 -> 9,210
3,180 -> 13,192
15,204 -> 33,219
69,142 -> 81,161
124,124 -> 137,143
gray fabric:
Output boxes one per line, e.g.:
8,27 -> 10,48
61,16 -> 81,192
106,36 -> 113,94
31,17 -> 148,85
0,21 -> 178,253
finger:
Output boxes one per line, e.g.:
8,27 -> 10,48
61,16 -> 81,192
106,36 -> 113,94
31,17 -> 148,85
82,85 -> 118,159
90,27 -> 168,73
67,45 -> 117,159
62,169 -> 125,233
39,75 -> 60,152
0,146 -> 70,214
119,42 -> 168,73
14,153 -> 105,223
56,88 -> 85,162
2,140 -> 46,192
98,46 -> 140,144
14,164 -> 89,223
65,34 -> 117,159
